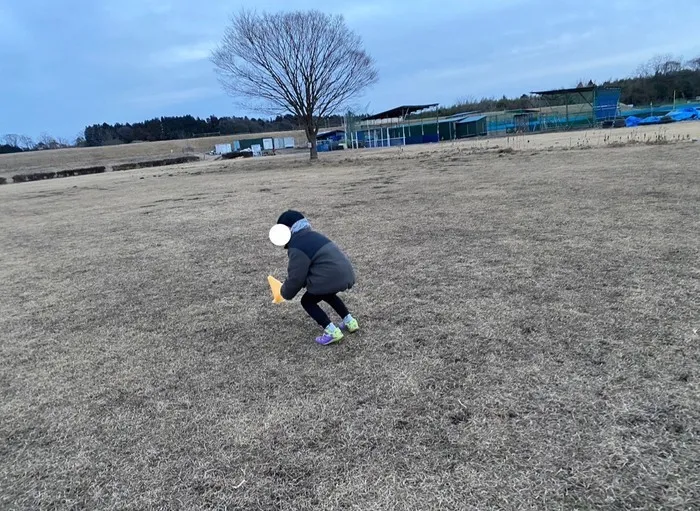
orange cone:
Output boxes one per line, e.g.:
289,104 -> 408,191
267,275 -> 285,303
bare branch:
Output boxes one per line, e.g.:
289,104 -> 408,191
19,135 -> 34,150
3,134 -> 21,147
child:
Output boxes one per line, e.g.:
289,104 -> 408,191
276,210 -> 359,345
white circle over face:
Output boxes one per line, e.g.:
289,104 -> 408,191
269,224 -> 291,246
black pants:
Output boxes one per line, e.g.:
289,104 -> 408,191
301,292 -> 350,328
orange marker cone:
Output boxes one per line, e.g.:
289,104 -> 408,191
267,275 -> 285,303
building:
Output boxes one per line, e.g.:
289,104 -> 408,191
455,115 -> 487,138
316,129 -> 346,151
348,104 -> 486,147
350,104 -> 440,148
531,86 -> 622,131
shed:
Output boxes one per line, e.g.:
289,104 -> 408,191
456,115 -> 487,138
214,143 -> 232,155
317,129 -> 345,141
237,138 -> 264,150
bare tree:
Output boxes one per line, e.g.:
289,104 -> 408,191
211,9 -> 378,160
3,134 -> 21,147
634,63 -> 646,77
635,61 -> 652,78
19,135 -> 34,150
650,54 -> 673,75
661,60 -> 683,74
636,54 -> 687,77
74,132 -> 87,147
686,56 -> 700,71
455,95 -> 478,106
36,132 -> 59,150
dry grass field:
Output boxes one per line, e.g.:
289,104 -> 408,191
2,121 -> 699,181
0,130 -> 307,179
1,134 -> 699,509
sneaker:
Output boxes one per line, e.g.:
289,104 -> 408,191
315,325 -> 344,345
339,315 -> 359,333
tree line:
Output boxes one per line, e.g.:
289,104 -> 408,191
0,133 -> 74,154
81,114 -> 343,147
1,113 -> 343,153
435,54 -> 700,117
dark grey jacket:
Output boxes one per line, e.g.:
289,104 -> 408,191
280,228 -> 355,300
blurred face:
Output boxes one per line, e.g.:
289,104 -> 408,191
269,224 -> 291,247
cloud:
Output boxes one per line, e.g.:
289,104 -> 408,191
421,63 -> 496,81
510,30 -> 596,56
125,86 -> 219,107
150,41 -> 215,66
100,0 -> 173,21
502,44 -> 698,86
334,3 -> 392,23
336,0 -> 528,24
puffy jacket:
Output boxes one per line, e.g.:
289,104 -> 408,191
280,228 -> 355,299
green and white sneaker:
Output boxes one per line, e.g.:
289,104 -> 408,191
339,315 -> 359,333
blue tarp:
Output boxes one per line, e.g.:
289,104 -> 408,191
626,107 -> 700,127
666,108 -> 699,122
626,115 -> 664,126
594,88 -> 622,120
639,116 -> 664,125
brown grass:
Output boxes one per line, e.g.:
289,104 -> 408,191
0,129 -> 307,179
1,141 -> 699,510
3,122 -> 699,181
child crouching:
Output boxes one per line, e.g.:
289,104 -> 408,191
276,210 -> 359,345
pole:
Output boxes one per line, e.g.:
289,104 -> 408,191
436,107 -> 439,142
344,115 -> 348,149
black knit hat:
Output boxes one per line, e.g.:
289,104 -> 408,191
277,210 -> 305,228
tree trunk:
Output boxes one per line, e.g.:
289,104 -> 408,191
306,128 -> 318,160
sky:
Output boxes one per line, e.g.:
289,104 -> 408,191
1,0 -> 699,141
